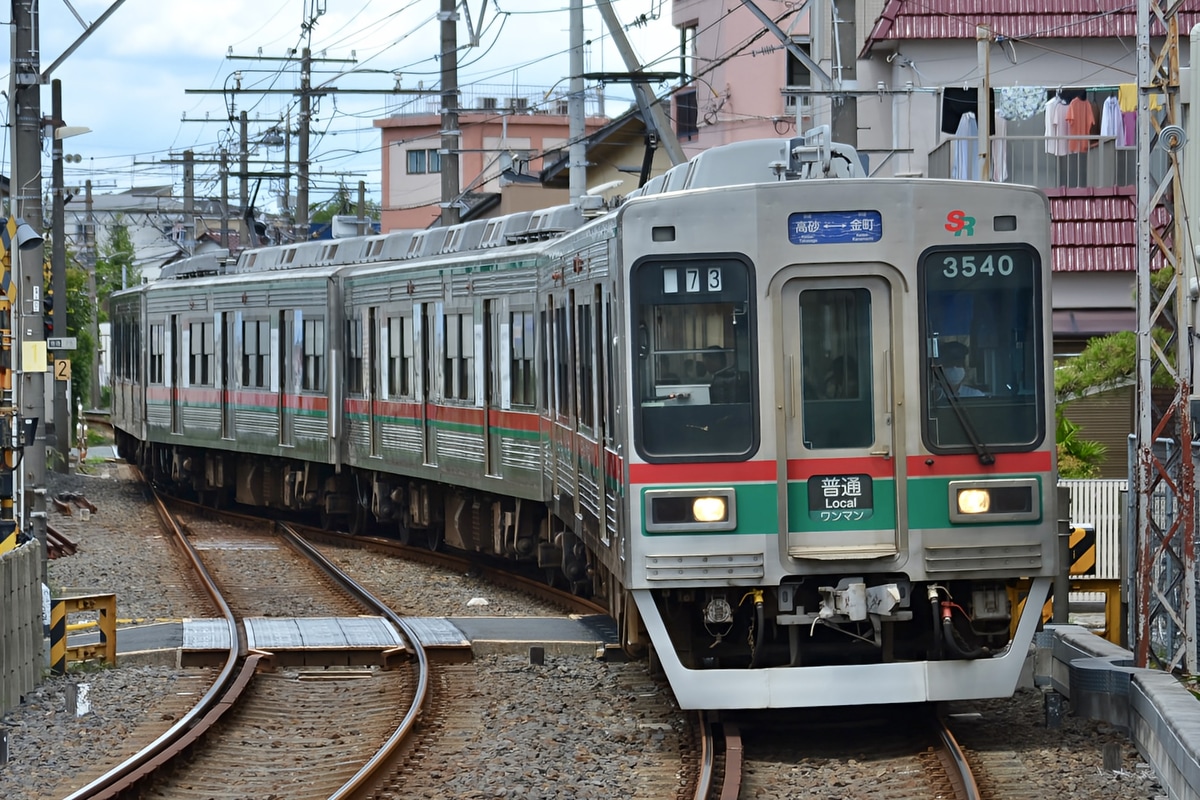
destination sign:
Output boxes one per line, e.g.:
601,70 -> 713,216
788,210 -> 882,245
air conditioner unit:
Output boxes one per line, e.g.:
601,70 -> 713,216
481,97 -> 497,111
508,97 -> 529,112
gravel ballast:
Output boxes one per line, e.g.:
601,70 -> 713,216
0,463 -> 1170,799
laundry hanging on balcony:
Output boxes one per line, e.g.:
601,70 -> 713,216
951,111 -> 980,181
998,86 -> 1044,121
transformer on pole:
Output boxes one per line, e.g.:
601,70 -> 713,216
1133,0 -> 1196,672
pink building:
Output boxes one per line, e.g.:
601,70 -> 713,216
375,102 -> 608,231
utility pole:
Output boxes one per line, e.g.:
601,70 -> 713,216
85,180 -> 98,411
50,79 -> 68,471
10,0 -> 49,587
182,150 -> 195,255
440,0 -> 461,226
220,148 -> 229,250
239,110 -> 250,224
568,0 -> 587,203
298,47 -> 312,238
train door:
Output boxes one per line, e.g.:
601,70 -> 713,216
779,275 -> 900,559
169,314 -> 182,435
420,302 -> 436,466
279,309 -> 295,447
483,298 -> 499,477
221,312 -> 234,439
368,306 -> 381,458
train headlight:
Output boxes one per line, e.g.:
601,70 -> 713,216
957,489 -> 991,515
948,478 -> 1041,523
692,496 -> 727,522
644,488 -> 737,532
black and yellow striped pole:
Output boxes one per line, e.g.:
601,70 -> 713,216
49,599 -> 67,675
0,216 -> 19,556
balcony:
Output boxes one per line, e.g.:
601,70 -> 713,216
384,83 -> 608,118
926,135 -> 1165,192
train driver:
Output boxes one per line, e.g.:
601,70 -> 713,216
936,341 -> 985,398
703,346 -> 748,403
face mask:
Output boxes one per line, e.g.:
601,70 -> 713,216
944,366 -> 965,385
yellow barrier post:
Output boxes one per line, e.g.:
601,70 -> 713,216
51,593 -> 117,672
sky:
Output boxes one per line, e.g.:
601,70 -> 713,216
3,0 -> 679,213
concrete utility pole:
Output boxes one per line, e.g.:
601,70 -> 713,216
50,79 -> 68,471
568,0 -> 587,203
595,0 -> 686,166
298,47 -> 312,236
85,181 -> 99,411
10,0 -> 49,585
1133,0 -> 1195,673
440,0 -> 462,226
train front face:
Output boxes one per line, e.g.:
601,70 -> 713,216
620,180 -> 1057,709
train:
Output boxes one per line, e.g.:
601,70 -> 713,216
110,129 -> 1057,709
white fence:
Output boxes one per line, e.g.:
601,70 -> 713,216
0,541 -> 43,715
1060,478 -> 1126,580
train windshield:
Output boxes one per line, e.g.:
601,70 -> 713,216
921,245 -> 1045,453
632,257 -> 757,461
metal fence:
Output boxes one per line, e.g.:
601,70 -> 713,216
0,540 -> 43,715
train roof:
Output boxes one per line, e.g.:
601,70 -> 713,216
147,128 -> 872,286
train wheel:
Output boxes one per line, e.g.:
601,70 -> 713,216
350,502 -> 369,536
426,523 -> 444,552
396,506 -> 413,546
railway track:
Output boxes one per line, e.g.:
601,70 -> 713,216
696,707 -> 982,800
62,489 -> 432,800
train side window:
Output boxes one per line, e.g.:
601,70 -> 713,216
577,300 -> 595,430
302,317 -> 325,392
387,314 -> 413,398
189,320 -> 214,387
149,323 -> 164,384
798,288 -> 873,450
345,316 -> 364,396
242,320 -> 269,389
443,312 -> 474,402
511,310 -> 536,407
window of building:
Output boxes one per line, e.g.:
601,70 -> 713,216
675,89 -> 698,140
189,321 -> 214,387
242,319 -> 270,389
406,148 -> 442,174
785,37 -> 813,112
302,317 -> 325,392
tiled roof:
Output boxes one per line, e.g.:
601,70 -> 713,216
1048,187 -> 1170,272
864,1 -> 1200,55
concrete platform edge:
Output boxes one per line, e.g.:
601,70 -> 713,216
1039,624 -> 1200,800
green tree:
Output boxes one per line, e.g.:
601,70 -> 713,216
94,216 -> 139,324
65,261 -> 95,412
309,185 -> 380,224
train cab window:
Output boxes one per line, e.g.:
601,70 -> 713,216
189,321 -> 214,387
149,323 -> 164,384
242,320 -> 269,389
387,315 -> 414,398
920,246 -> 1044,452
511,310 -> 536,407
302,317 -> 325,392
798,289 -> 873,449
632,257 -> 757,461
345,317 -> 364,396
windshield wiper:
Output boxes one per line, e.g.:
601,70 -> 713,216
931,365 -> 995,465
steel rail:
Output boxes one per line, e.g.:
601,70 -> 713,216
62,485 -> 246,800
278,522 -> 431,799
936,718 -> 982,800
